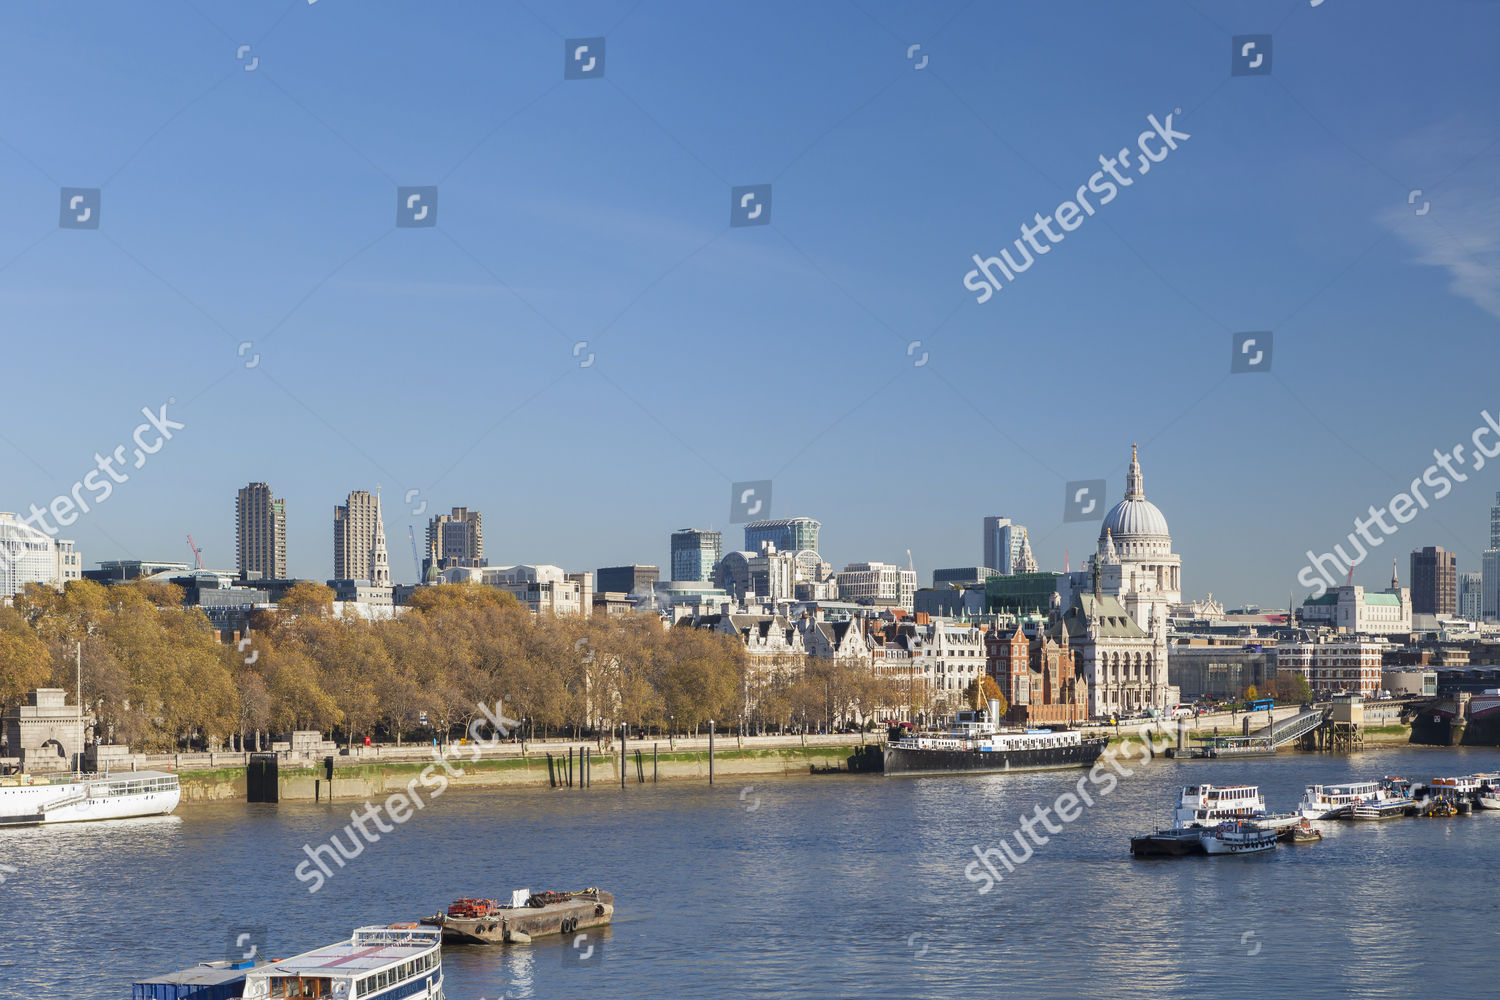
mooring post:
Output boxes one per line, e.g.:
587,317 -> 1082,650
621,723 -> 627,789
653,743 -> 658,783
709,719 -> 715,785
547,752 -> 555,788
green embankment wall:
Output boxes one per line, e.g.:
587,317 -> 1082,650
175,745 -> 862,804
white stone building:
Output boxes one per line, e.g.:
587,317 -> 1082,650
1075,445 -> 1180,716
913,619 -> 988,697
836,561 -> 917,611
0,512 -> 81,601
1298,565 -> 1412,636
440,563 -> 592,616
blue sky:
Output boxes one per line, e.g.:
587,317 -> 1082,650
1,0 -> 1497,606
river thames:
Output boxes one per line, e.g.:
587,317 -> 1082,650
2,744 -> 1497,998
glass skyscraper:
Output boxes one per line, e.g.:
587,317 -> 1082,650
670,528 -> 722,582
743,517 -> 820,555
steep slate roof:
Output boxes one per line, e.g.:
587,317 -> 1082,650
1061,592 -> 1150,640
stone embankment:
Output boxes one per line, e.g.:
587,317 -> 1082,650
110,733 -> 879,804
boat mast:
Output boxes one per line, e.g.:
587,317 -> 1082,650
75,641 -> 82,780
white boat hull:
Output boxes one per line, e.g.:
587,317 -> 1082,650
1201,831 -> 1277,855
0,772 -> 180,826
36,788 -> 179,824
1299,806 -> 1350,821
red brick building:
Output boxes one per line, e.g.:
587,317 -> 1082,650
985,621 -> 1089,725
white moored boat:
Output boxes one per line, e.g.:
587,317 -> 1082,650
242,924 -> 444,1000
1428,774 -> 1500,803
1174,784 -> 1300,831
1298,781 -> 1401,820
0,770 -> 180,826
1199,821 -> 1278,855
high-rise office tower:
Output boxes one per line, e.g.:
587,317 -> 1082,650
1410,546 -> 1457,616
236,482 -> 287,579
1485,493 -> 1500,622
1459,571 -> 1483,621
333,489 -> 390,585
670,528 -> 722,582
983,516 -> 1027,575
426,507 -> 484,576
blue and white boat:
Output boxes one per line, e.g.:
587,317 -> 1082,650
241,924 -> 443,1000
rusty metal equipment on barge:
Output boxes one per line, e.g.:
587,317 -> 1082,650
420,888 -> 613,944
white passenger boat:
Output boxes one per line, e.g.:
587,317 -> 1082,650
1298,781 -> 1401,820
1199,821 -> 1278,855
0,770 -> 179,826
242,924 -> 443,1000
1428,774 -> 1500,802
1174,784 -> 1299,831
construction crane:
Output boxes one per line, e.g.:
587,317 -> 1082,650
408,526 -> 422,582
186,534 -> 204,570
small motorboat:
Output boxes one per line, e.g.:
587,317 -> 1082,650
1418,798 -> 1458,818
1284,818 -> 1323,843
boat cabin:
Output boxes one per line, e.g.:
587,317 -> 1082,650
242,925 -> 442,1000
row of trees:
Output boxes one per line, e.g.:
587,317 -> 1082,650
3,580 -> 913,752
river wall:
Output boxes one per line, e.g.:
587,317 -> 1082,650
174,742 -> 868,805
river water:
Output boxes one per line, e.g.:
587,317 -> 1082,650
2,744 -> 1497,999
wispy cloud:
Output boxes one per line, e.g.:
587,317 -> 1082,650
1379,120 -> 1500,319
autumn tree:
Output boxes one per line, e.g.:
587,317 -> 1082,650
0,607 -> 51,710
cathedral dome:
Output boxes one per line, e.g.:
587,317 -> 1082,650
1098,445 -> 1170,542
1101,498 -> 1170,540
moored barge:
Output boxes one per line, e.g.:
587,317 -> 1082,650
422,888 -> 613,944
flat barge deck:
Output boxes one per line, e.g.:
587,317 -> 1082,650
422,889 -> 613,945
